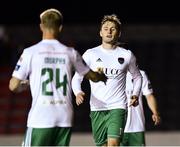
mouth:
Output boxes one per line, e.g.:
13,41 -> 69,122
106,35 -> 112,38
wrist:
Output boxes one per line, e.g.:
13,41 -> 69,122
153,112 -> 160,116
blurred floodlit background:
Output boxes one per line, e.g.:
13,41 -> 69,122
0,0 -> 180,146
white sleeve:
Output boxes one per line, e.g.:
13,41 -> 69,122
141,71 -> 153,96
12,49 -> 30,80
71,49 -> 90,76
128,52 -> 142,97
82,50 -> 91,66
71,72 -> 84,96
71,50 -> 91,96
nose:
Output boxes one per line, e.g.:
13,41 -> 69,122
107,29 -> 112,34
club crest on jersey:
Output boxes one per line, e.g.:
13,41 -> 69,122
118,57 -> 124,64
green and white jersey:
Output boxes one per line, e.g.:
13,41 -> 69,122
125,70 -> 153,132
72,45 -> 142,111
12,39 -> 90,128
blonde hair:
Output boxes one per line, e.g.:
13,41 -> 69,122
101,14 -> 121,34
40,8 -> 63,29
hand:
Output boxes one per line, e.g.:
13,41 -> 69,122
152,113 -> 161,126
18,80 -> 30,92
129,95 -> 139,107
76,92 -> 85,106
20,80 -> 29,86
96,68 -> 107,84
97,72 -> 107,84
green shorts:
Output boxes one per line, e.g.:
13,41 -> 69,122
22,127 -> 72,146
121,132 -> 145,146
90,108 -> 126,146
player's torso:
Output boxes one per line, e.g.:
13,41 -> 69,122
87,46 -> 131,110
89,46 -> 130,79
27,40 -> 74,127
30,41 -> 72,98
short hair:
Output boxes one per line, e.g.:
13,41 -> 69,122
40,8 -> 63,29
100,14 -> 121,34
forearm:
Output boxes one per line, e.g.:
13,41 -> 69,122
72,72 -> 84,96
84,70 -> 100,82
84,69 -> 107,83
132,74 -> 142,97
146,94 -> 160,115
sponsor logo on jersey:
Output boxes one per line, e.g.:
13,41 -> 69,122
96,58 -> 102,62
43,99 -> 67,105
118,57 -> 124,64
103,68 -> 122,79
15,65 -> 20,71
104,68 -> 121,75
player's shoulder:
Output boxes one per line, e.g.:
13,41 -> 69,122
117,46 -> 132,57
140,70 -> 145,74
24,40 -> 47,50
65,46 -> 76,52
140,70 -> 148,78
84,45 -> 101,54
22,43 -> 39,55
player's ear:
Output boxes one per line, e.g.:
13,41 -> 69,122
59,25 -> 63,32
118,31 -> 121,37
40,23 -> 43,32
99,30 -> 102,37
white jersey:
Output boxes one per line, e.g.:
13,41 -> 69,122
125,70 -> 153,132
72,45 -> 142,111
12,39 -> 90,128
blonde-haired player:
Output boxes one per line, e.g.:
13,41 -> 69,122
9,8 -> 106,146
72,14 -> 142,146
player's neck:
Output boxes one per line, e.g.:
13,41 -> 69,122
102,42 -> 117,50
42,31 -> 58,40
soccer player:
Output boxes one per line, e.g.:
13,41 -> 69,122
9,8 -> 107,146
121,70 -> 161,146
71,14 -> 142,146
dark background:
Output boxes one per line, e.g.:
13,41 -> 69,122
0,0 -> 179,25
0,0 -> 180,134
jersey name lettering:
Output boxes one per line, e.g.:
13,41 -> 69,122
44,57 -> 65,64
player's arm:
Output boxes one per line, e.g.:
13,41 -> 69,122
72,72 -> 86,106
72,70 -> 107,106
9,77 -> 29,93
75,91 -> 86,106
128,52 -> 142,106
146,94 -> 161,125
142,70 -> 161,125
84,69 -> 107,84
